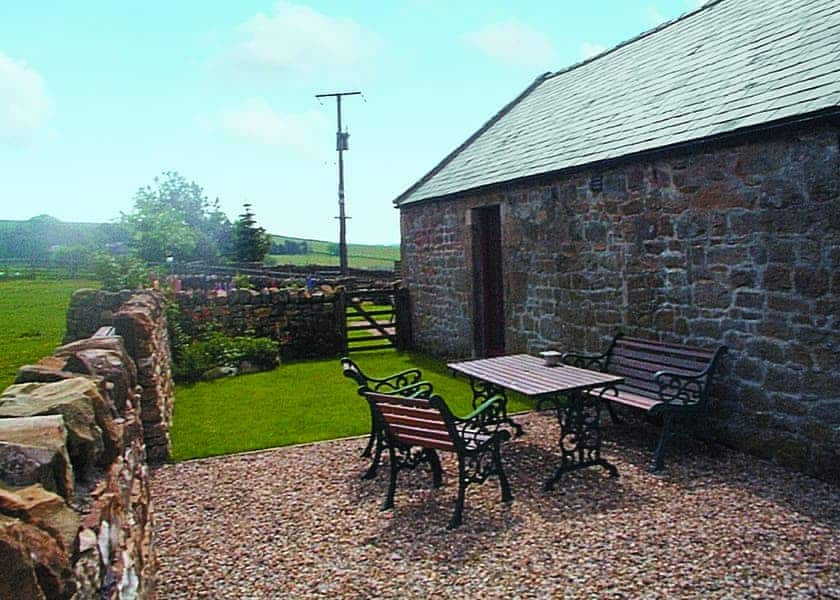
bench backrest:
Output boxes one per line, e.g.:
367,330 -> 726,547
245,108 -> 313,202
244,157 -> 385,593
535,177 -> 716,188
366,391 -> 457,452
605,335 -> 724,400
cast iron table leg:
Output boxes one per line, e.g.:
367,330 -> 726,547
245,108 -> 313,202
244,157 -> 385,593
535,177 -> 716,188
544,387 -> 618,491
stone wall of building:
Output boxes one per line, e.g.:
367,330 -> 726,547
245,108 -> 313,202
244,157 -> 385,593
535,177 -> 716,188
174,288 -> 345,360
400,121 -> 840,482
65,290 -> 174,463
0,330 -> 156,598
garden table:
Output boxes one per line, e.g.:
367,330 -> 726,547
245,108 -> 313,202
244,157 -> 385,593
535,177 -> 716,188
448,354 -> 624,490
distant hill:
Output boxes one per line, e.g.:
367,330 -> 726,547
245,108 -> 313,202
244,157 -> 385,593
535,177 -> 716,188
0,216 -> 400,270
0,216 -> 126,261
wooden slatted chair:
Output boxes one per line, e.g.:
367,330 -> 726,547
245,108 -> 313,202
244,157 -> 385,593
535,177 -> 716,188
340,357 -> 430,479
366,391 -> 513,529
562,334 -> 726,472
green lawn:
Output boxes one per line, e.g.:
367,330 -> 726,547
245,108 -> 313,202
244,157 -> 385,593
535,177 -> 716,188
0,279 -> 98,389
171,350 -> 534,461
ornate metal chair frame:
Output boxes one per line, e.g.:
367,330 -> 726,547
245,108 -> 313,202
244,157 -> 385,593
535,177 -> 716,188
340,357 -> 428,478
366,391 -> 513,529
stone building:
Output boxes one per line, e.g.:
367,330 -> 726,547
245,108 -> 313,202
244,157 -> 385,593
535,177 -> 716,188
394,0 -> 839,480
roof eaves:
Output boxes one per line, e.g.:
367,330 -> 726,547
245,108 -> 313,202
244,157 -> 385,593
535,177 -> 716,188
397,106 -> 840,209
393,72 -> 552,207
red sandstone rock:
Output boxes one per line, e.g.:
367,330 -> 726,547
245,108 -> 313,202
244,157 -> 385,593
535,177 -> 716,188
0,484 -> 80,556
0,379 -> 106,480
0,514 -> 75,600
0,416 -> 74,500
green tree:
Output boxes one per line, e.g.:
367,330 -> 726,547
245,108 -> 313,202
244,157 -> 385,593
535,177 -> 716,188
51,245 -> 94,277
122,171 -> 232,263
230,203 -> 271,263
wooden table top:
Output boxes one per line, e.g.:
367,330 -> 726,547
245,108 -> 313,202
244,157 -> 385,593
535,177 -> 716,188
448,354 -> 624,397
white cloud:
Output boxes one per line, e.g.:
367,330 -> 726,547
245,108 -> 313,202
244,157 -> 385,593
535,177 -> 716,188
580,42 -> 607,61
224,1 -> 377,74
218,98 -> 329,150
645,5 -> 667,27
0,50 -> 53,144
463,21 -> 557,69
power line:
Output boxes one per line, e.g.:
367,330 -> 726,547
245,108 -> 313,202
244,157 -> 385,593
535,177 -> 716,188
315,91 -> 361,275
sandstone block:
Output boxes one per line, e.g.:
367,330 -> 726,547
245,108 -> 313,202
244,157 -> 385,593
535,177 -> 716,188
62,348 -> 135,413
0,484 -> 80,556
0,379 -> 108,479
0,514 -> 75,600
0,416 -> 73,500
13,365 -> 88,386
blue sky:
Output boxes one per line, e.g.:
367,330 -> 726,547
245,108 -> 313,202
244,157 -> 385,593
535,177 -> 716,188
0,1 -> 703,244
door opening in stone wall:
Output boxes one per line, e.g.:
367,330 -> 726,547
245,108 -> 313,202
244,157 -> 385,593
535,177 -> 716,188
472,205 -> 505,357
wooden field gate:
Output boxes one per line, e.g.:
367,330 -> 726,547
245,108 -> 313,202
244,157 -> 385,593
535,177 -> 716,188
339,287 -> 411,353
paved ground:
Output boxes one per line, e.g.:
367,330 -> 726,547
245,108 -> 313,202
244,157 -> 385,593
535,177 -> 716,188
152,412 -> 840,599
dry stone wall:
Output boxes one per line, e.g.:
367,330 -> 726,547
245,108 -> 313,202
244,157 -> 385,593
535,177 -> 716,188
174,287 -> 345,359
65,290 -> 174,462
0,325 -> 158,598
400,121 -> 840,482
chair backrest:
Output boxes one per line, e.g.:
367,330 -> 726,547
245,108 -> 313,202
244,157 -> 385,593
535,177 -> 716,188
366,391 -> 456,452
606,335 -> 724,400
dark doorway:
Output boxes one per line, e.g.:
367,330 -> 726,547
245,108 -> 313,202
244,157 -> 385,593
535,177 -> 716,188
472,205 -> 505,357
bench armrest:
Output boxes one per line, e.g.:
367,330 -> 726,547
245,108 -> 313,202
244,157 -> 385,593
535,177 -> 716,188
653,346 -> 726,408
653,370 -> 707,407
561,351 -> 608,371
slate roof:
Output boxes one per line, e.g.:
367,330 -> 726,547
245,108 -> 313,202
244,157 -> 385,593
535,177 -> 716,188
395,0 -> 840,206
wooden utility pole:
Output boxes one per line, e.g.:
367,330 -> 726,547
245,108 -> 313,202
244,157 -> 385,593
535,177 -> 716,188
316,91 -> 361,275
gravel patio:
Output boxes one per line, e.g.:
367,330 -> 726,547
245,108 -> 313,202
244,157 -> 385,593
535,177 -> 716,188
152,411 -> 840,598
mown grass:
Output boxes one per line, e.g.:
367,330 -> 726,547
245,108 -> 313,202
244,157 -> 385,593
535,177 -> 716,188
0,279 -> 98,389
171,349 -> 534,461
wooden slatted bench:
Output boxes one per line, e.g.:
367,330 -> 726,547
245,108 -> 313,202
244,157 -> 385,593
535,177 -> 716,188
365,391 -> 513,529
561,334 -> 726,472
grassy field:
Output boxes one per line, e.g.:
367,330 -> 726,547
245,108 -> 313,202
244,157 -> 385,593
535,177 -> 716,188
267,235 -> 400,270
171,350 -> 534,461
0,279 -> 97,389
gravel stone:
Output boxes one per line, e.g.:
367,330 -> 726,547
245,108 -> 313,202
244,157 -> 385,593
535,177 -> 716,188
152,412 -> 840,598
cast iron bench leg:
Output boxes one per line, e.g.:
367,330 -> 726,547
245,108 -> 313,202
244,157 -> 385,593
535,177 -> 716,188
651,413 -> 674,474
361,432 -> 384,480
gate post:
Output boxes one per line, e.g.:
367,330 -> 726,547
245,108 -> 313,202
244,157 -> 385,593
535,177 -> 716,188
394,287 -> 412,351
335,288 -> 348,354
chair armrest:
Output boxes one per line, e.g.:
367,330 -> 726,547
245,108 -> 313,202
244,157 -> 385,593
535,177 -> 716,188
561,351 -> 608,371
455,395 -> 510,441
462,395 -> 505,421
